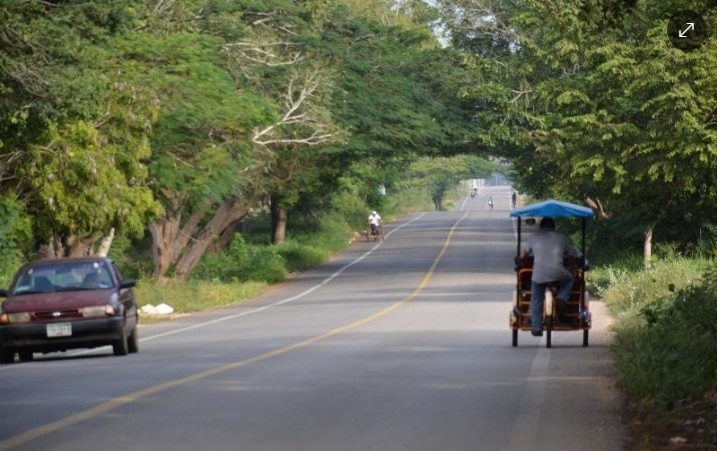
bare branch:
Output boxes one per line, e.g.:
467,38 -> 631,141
222,41 -> 304,68
584,195 -> 610,218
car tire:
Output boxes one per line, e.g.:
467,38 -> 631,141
112,324 -> 129,356
18,351 -> 33,362
127,326 -> 139,354
0,349 -> 15,364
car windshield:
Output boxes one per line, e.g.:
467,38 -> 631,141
11,262 -> 114,294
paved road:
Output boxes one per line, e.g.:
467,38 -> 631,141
0,185 -> 625,451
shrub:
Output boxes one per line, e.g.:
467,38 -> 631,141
601,259 -> 704,316
329,190 -> 373,232
274,240 -> 327,272
192,234 -> 287,284
610,262 -> 717,408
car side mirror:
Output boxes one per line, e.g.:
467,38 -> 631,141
119,279 -> 137,289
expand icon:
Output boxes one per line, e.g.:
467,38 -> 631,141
668,10 -> 708,51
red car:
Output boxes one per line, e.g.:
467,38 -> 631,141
0,257 -> 139,363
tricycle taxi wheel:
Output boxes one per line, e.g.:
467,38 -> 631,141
583,330 -> 589,347
545,317 -> 552,348
512,329 -> 518,347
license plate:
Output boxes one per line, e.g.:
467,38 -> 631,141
46,323 -> 72,337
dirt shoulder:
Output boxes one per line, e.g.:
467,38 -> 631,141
624,387 -> 717,450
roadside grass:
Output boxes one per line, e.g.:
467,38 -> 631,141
596,257 -> 717,449
135,279 -> 269,322
590,258 -> 706,317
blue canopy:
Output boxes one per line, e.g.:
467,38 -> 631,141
509,199 -> 595,219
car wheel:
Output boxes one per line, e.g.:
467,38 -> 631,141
127,326 -> 139,354
18,351 -> 33,362
112,324 -> 129,356
0,349 -> 15,364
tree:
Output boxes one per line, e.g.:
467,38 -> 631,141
401,155 -> 495,211
435,0 -> 717,266
114,28 -> 277,281
513,1 -> 717,266
0,0 -> 162,257
225,2 -> 346,244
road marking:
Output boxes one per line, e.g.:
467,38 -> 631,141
0,211 -> 470,450
506,346 -> 551,450
72,213 -> 428,349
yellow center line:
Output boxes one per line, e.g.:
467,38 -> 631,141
0,211 -> 470,450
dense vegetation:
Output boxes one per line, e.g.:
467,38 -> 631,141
0,0 -> 496,284
2,0 -> 717,447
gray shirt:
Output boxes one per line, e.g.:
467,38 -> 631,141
525,229 -> 581,283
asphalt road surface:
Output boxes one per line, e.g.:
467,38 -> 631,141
0,185 -> 625,451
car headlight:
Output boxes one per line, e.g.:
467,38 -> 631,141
82,305 -> 116,318
0,312 -> 31,324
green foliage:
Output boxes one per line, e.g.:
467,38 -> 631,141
385,186 -> 434,216
192,234 -> 287,284
601,258 -> 705,317
0,197 -> 32,285
610,264 -> 717,408
273,240 -> 328,273
329,187 -> 374,233
272,211 -> 355,271
135,278 -> 268,317
319,4 -> 467,165
109,233 -> 154,281
400,154 -> 495,210
436,0 -> 717,255
601,257 -> 717,408
114,30 -> 275,208
193,203 -> 357,282
1,0 -> 481,279
0,0 -> 162,247
25,121 -> 160,239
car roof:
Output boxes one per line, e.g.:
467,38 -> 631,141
20,257 -> 114,269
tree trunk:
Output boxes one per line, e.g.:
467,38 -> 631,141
172,201 -> 250,281
148,216 -> 181,284
270,195 -> 288,244
38,242 -> 57,260
65,233 -> 104,257
148,200 -> 215,283
216,218 -> 245,251
67,240 -> 92,257
95,228 -> 115,257
644,224 -> 654,270
433,194 -> 443,211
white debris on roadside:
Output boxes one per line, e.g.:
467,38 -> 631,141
140,303 -> 174,315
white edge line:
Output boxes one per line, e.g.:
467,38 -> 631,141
136,212 -> 428,343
